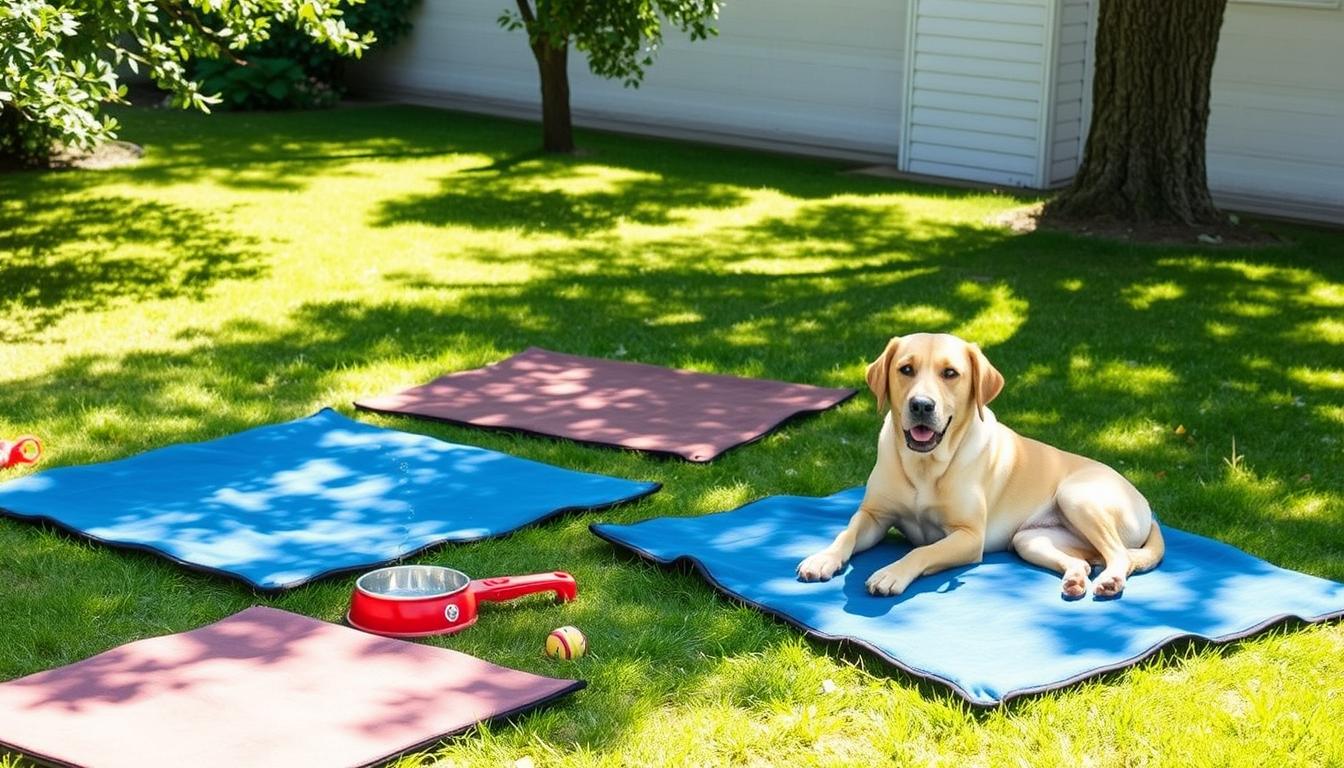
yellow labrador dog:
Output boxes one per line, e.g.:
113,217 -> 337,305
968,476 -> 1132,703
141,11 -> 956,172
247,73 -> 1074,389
797,333 -> 1163,598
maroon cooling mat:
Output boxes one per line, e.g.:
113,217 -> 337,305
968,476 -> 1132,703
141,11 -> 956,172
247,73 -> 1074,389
0,606 -> 583,768
355,348 -> 857,462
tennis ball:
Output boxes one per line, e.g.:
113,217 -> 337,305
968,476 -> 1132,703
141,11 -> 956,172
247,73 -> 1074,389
545,626 -> 587,660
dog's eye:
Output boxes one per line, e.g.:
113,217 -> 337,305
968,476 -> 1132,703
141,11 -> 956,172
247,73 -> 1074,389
898,364 -> 915,376
942,368 -> 959,379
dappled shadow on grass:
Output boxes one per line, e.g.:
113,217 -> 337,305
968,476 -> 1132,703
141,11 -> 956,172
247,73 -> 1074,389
374,154 -> 748,236
93,104 -> 516,192
368,110 -> 1010,240
0,177 -> 264,342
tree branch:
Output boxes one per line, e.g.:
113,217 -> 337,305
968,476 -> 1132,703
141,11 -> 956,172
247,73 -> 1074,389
159,1 -> 240,59
514,0 -> 536,26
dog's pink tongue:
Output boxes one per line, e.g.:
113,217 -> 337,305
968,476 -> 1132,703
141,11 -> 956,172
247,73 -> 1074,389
910,425 -> 935,442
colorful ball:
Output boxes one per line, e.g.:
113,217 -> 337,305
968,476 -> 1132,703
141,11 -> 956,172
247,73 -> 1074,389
545,626 -> 587,660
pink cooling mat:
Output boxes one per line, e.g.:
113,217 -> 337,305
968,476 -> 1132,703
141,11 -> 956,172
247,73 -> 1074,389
355,348 -> 857,462
0,607 -> 583,768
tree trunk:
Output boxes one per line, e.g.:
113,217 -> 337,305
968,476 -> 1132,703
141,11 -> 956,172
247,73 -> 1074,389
1046,0 -> 1228,226
532,38 -> 574,153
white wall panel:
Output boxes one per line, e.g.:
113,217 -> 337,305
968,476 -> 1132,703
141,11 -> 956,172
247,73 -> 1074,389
1207,2 -> 1344,221
357,0 -> 907,158
1046,0 -> 1090,184
902,0 -> 1051,187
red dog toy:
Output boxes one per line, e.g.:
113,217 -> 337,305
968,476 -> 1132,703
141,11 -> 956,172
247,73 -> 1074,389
1,436 -> 42,469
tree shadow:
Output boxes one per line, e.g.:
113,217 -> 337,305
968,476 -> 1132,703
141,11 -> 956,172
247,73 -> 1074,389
89,104 -> 512,193
1,104 -> 540,200
373,153 -> 749,236
0,178 -> 264,342
368,108 -> 1016,239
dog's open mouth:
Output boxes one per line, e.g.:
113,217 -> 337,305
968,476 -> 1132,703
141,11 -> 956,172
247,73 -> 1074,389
904,421 -> 948,453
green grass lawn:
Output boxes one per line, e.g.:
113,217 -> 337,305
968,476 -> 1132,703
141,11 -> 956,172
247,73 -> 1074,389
1,104 -> 1342,767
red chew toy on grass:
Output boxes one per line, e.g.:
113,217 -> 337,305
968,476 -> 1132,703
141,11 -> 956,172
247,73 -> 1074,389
1,437 -> 41,469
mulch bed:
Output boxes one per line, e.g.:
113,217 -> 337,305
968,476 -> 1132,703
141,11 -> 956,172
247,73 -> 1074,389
989,202 -> 1286,246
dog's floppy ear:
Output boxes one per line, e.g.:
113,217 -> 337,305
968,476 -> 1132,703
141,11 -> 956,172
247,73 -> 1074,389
865,337 -> 902,413
968,343 -> 1004,421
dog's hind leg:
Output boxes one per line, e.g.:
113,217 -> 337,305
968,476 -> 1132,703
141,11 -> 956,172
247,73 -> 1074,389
1012,526 -> 1095,599
1054,474 -> 1140,598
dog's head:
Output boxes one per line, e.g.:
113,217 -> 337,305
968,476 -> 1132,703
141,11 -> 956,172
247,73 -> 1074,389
866,333 -> 1004,454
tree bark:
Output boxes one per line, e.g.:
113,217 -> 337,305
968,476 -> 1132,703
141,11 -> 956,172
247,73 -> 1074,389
513,0 -> 575,153
1046,0 -> 1229,226
533,39 -> 575,153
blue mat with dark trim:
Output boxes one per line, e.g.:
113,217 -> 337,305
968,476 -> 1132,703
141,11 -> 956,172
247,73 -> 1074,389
592,486 -> 1344,705
0,409 -> 658,590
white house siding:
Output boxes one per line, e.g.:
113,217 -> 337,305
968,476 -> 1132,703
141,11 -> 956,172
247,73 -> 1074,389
900,0 -> 1052,187
356,0 -> 907,159
1047,0 -> 1091,185
1207,1 -> 1344,223
357,0 -> 1344,223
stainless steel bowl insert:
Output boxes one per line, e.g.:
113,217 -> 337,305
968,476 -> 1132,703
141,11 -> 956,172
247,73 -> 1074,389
355,565 -> 469,600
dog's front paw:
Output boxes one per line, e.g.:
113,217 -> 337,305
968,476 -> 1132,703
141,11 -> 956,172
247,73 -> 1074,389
865,564 -> 914,596
797,551 -> 845,581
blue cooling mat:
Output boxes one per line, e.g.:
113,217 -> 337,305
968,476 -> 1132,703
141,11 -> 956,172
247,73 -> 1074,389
0,409 -> 658,590
592,487 -> 1344,705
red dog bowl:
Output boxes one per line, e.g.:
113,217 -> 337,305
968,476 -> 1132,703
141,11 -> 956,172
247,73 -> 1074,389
347,565 -> 578,637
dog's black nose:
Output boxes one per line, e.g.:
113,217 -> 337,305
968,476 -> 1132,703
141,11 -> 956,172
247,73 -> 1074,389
909,396 -> 936,416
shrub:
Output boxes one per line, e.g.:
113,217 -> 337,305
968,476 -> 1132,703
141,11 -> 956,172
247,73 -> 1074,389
0,0 -> 368,166
193,57 -> 337,111
194,0 -> 419,111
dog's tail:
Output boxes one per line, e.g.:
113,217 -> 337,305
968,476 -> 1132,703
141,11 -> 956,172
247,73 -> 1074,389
1127,520 -> 1165,574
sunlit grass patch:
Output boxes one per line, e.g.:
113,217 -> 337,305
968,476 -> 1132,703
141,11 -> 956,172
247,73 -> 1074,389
1067,354 -> 1180,397
1292,317 -> 1344,345
1123,280 -> 1185,310
952,282 -> 1028,345
1289,367 -> 1344,390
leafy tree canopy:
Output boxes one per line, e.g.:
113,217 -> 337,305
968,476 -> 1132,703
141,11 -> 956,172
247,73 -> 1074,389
499,0 -> 720,88
0,0 -> 370,163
